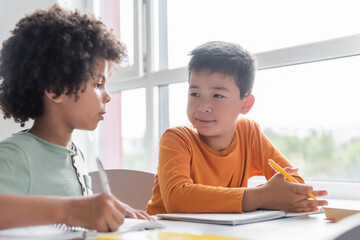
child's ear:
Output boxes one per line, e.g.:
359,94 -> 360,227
240,94 -> 255,114
44,90 -> 63,104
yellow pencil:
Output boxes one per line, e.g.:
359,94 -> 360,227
268,159 -> 317,200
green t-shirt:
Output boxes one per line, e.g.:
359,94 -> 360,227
0,130 -> 92,196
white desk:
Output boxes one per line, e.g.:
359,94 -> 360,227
0,200 -> 358,240
158,213 -> 329,240
156,199 -> 360,240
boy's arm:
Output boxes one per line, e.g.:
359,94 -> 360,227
157,130 -> 244,213
0,193 -> 127,232
243,120 -> 328,211
246,120 -> 305,183
242,168 -> 328,212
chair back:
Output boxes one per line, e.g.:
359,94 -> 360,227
89,169 -> 155,211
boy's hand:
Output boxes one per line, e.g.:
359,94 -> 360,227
243,168 -> 328,212
64,193 -> 126,232
63,194 -> 153,232
260,168 -> 328,212
120,202 -> 154,221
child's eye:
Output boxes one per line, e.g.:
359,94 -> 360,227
190,92 -> 199,97
214,94 -> 224,98
94,83 -> 103,88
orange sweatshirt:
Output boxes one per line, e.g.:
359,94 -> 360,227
146,118 -> 303,215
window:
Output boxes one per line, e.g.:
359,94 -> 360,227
167,0 -> 360,69
94,0 -> 138,79
169,82 -> 189,127
161,56 -> 360,182
247,56 -> 360,181
120,88 -> 147,170
95,0 -> 360,186
100,88 -> 147,171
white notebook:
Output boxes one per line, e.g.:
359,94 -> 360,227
157,210 -> 317,226
0,218 -> 165,239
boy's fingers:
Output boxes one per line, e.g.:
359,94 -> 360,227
293,187 -> 328,201
316,200 -> 328,206
112,208 -> 125,226
289,199 -> 328,212
283,167 -> 298,174
292,184 -> 314,195
133,210 -> 153,221
312,190 -> 328,197
272,172 -> 287,181
98,222 -> 109,233
138,211 -> 154,221
114,199 -> 127,215
118,202 -> 137,219
125,209 -> 137,219
292,206 -> 319,213
107,217 -> 121,232
272,168 -> 298,182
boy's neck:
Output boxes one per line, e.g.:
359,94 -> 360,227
29,118 -> 73,149
199,132 -> 235,152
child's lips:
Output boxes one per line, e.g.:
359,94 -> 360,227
196,118 -> 215,124
99,112 -> 106,120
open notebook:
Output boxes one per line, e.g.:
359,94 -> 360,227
157,210 -> 318,226
0,218 -> 165,239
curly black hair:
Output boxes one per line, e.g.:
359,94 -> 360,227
0,4 -> 127,127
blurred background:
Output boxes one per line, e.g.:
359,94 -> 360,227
1,0 -> 360,184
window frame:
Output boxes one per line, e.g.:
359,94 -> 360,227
93,0 -> 360,198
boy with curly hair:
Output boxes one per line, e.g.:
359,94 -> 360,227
147,41 -> 328,215
0,5 -> 150,231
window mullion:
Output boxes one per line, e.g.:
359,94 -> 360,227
159,85 -> 169,138
158,0 -> 168,70
143,0 -> 157,172
256,34 -> 360,70
134,0 -> 144,77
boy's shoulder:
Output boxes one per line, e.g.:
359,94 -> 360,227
162,119 -> 261,138
237,117 -> 260,128
235,118 -> 263,137
161,125 -> 200,144
0,131 -> 35,163
0,130 -> 33,147
163,125 -> 196,137
0,130 -> 59,152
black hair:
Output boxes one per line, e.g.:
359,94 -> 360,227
0,4 -> 126,126
188,41 -> 256,99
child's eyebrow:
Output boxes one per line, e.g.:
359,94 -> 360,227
189,86 -> 230,92
95,73 -> 106,80
212,87 -> 230,92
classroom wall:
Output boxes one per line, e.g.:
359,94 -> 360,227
0,0 -> 98,171
0,0 -> 58,141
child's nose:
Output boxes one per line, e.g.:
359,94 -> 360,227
197,100 -> 212,113
104,89 -> 112,103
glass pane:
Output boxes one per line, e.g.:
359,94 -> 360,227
246,56 -> 360,181
167,0 -> 360,69
169,82 -> 190,127
100,89 -> 146,170
100,91 -> 122,169
119,0 -> 134,65
97,0 -> 134,66
121,88 -> 146,170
